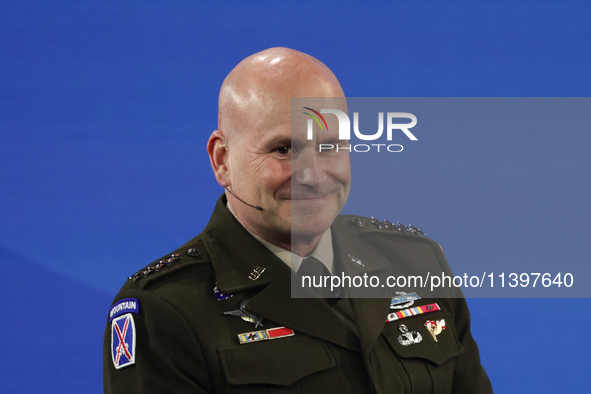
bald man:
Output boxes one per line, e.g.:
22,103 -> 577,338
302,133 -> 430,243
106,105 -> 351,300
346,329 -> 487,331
104,48 -> 493,393
209,48 -> 350,257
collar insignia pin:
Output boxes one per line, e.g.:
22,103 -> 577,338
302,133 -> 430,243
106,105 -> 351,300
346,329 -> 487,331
248,266 -> 266,281
349,255 -> 364,267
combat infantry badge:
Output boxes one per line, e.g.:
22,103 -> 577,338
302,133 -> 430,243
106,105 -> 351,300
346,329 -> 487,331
390,292 -> 421,309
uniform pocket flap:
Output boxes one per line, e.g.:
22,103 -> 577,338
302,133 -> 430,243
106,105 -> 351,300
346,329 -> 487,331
382,312 -> 463,366
219,335 -> 336,386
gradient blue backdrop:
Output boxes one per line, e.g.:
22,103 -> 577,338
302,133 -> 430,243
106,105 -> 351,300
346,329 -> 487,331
1,1 -> 589,392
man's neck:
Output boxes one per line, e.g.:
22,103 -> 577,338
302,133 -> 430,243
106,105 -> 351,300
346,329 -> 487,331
289,236 -> 322,257
226,200 -> 334,273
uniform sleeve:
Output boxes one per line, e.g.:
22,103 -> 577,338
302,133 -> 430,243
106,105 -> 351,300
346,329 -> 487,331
450,297 -> 494,393
103,289 -> 215,393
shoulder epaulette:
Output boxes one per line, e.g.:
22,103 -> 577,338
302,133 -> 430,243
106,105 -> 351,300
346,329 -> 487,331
127,240 -> 209,285
348,215 -> 426,236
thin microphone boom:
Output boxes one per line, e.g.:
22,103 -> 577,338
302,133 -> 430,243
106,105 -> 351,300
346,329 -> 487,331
225,187 -> 263,211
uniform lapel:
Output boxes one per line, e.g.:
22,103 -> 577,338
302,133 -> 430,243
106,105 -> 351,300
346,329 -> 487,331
202,196 -> 272,293
202,196 -> 360,352
331,220 -> 393,352
247,263 -> 360,352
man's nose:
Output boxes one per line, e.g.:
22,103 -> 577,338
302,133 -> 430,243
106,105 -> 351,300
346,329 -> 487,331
292,149 -> 326,187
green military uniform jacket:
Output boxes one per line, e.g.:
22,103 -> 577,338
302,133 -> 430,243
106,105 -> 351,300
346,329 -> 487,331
104,196 -> 493,393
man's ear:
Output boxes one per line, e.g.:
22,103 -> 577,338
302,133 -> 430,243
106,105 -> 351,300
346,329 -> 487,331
207,130 -> 230,187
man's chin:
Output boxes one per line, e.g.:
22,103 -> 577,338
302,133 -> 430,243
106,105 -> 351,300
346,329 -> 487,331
288,195 -> 345,238
290,215 -> 334,238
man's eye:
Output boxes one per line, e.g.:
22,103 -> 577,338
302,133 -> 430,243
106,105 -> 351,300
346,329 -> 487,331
275,146 -> 291,155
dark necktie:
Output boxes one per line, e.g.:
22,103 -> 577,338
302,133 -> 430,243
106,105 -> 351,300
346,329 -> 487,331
297,257 -> 339,302
297,256 -> 330,278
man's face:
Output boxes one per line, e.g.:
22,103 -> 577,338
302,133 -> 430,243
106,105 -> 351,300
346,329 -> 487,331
226,104 -> 351,246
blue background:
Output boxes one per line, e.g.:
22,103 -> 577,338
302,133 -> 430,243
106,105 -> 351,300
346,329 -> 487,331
1,1 -> 589,392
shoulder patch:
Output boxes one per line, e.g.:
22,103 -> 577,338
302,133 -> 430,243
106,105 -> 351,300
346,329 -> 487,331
109,298 -> 140,322
111,313 -> 136,369
350,216 -> 426,236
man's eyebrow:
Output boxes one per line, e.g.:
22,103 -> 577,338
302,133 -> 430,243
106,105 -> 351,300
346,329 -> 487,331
263,136 -> 291,148
320,137 -> 346,145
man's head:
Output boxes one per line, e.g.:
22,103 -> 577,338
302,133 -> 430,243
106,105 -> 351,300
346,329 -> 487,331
207,47 -> 351,254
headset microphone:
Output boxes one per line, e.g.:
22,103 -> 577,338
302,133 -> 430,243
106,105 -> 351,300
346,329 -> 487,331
225,187 -> 263,211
